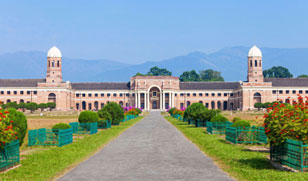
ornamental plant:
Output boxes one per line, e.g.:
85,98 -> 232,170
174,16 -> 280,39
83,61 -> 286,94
0,109 -> 19,149
101,102 -> 124,125
264,95 -> 308,145
6,108 -> 28,146
78,111 -> 99,123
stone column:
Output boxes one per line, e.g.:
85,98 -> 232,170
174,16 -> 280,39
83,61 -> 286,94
148,92 -> 150,110
135,92 -> 137,108
168,92 -> 171,108
172,92 -> 175,108
138,92 -> 141,108
160,92 -> 162,110
144,92 -> 147,110
162,92 -> 165,110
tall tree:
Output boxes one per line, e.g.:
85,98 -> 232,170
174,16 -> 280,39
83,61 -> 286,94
179,70 -> 200,82
297,74 -> 308,78
199,69 -> 224,81
147,66 -> 172,76
263,66 -> 293,78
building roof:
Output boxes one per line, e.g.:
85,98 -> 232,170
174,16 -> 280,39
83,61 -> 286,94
265,78 -> 308,87
47,46 -> 62,58
71,82 -> 130,90
248,45 -> 262,57
180,82 -> 240,90
0,79 -> 45,87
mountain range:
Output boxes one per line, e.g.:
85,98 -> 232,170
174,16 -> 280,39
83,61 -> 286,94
0,46 -> 307,82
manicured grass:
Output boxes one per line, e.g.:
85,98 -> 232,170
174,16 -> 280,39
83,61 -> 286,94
166,116 -> 308,181
0,116 -> 143,180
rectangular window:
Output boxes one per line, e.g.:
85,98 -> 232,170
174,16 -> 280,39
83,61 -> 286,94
88,93 -> 92,97
279,90 -> 283,94
175,93 -> 177,96
107,93 -> 111,97
27,91 -> 31,95
33,91 -> 37,95
205,93 -> 209,97
211,93 -> 215,97
20,91 -> 24,95
126,93 -> 129,97
7,91 -> 10,95
153,92 -> 157,97
113,93 -> 117,97
76,94 -> 80,97
101,93 -> 104,97
306,90 -> 308,94
286,90 -> 289,94
14,91 -> 17,95
180,93 -> 184,96
199,93 -> 202,96
218,93 -> 221,97
292,90 -> 296,94
95,93 -> 98,97
224,93 -> 228,97
205,103 -> 209,108
120,93 -> 123,97
187,93 -> 190,97
230,93 -> 234,96
193,93 -> 196,97
299,90 -> 303,94
0,91 -> 3,95
132,93 -> 135,97
82,94 -> 86,97
180,103 -> 184,108
272,90 -> 276,94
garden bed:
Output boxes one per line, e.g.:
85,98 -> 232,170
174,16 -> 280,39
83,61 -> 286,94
225,126 -> 267,144
206,121 -> 232,134
69,122 -> 98,135
28,128 -> 73,147
0,140 -> 20,172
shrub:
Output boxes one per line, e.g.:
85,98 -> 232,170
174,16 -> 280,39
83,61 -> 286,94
262,102 -> 271,108
78,111 -> 99,123
210,114 -> 228,122
264,95 -> 308,145
38,103 -> 47,111
26,102 -> 38,113
5,102 -> 19,109
101,102 -> 124,125
168,107 -> 176,115
47,102 -> 56,110
232,117 -> 241,123
6,108 -> 28,146
52,123 -> 71,133
97,109 -> 112,120
18,102 -> 27,112
135,108 -> 142,114
98,120 -> 109,128
0,109 -> 19,148
184,103 -> 208,121
254,102 -> 263,110
231,120 -> 251,128
126,109 -> 138,115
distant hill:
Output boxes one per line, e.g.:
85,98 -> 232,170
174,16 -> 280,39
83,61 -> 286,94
0,47 -> 307,82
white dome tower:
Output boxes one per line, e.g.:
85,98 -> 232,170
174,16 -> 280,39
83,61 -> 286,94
247,45 -> 263,82
46,46 -> 63,83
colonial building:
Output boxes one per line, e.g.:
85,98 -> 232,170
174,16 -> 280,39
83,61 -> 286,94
0,45 -> 307,111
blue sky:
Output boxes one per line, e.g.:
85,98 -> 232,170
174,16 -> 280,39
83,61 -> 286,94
0,0 -> 307,63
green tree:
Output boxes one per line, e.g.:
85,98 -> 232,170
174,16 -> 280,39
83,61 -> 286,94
254,102 -> 263,110
263,66 -> 293,78
199,69 -> 224,81
26,102 -> 38,113
297,74 -> 308,78
38,103 -> 47,111
47,102 -> 56,110
5,102 -> 19,109
18,102 -> 27,112
147,66 -> 172,76
134,72 -> 144,76
179,70 -> 200,82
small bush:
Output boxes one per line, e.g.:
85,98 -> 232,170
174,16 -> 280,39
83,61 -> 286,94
210,114 -> 228,122
168,107 -> 176,115
126,109 -> 138,115
135,108 -> 142,114
98,120 -> 109,128
232,117 -> 241,123
254,102 -> 263,110
231,120 -> 251,128
78,111 -> 99,123
7,108 -> 28,146
52,123 -> 71,130
97,110 -> 112,120
101,102 -> 124,125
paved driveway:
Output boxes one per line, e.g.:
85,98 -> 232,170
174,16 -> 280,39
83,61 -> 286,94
59,112 -> 233,181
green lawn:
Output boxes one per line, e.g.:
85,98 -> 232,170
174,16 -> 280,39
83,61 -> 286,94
0,116 -> 143,180
165,116 -> 308,181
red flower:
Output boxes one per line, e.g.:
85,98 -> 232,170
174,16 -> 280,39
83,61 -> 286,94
10,120 -> 13,123
4,111 -> 9,114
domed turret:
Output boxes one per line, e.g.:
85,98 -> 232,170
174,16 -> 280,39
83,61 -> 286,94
47,46 -> 62,58
248,45 -> 262,57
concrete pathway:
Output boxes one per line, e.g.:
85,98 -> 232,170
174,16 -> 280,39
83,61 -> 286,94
59,112 -> 233,181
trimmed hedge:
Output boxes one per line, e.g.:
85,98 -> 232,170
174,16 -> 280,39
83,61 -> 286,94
210,114 -> 228,122
78,111 -> 99,123
52,123 -> 71,130
6,108 -> 28,146
231,120 -> 251,128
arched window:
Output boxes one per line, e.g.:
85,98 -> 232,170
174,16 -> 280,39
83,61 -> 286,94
7,99 -> 11,103
253,92 -> 261,103
88,103 -> 92,110
52,61 -> 55,67
223,101 -> 228,110
82,101 -> 86,110
211,101 -> 215,109
255,60 -> 258,67
119,101 -> 123,107
94,101 -> 98,110
20,99 -> 24,103
205,103 -> 209,108
48,93 -> 56,103
186,101 -> 191,107
101,103 -> 104,108
57,61 -> 60,67
250,60 -> 252,67
217,101 -> 222,110
199,101 -> 203,104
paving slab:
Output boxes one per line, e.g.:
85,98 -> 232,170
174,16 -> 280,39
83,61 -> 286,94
59,112 -> 233,181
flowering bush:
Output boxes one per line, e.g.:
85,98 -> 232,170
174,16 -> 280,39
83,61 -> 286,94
172,109 -> 184,116
264,95 -> 308,145
0,109 -> 19,149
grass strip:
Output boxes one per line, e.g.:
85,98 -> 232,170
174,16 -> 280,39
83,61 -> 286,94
0,116 -> 143,180
166,116 -> 308,181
